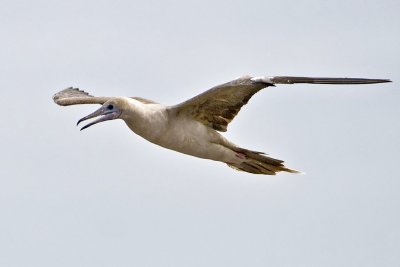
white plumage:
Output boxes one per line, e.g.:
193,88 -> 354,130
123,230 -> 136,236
53,75 -> 391,175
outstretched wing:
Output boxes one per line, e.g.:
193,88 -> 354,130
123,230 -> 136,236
53,87 -> 159,106
253,76 -> 391,85
170,76 -> 271,132
171,75 -> 391,132
53,87 -> 111,106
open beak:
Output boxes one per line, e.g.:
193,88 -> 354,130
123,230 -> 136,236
77,106 -> 121,131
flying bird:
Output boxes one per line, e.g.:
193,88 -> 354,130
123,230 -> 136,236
53,75 -> 391,175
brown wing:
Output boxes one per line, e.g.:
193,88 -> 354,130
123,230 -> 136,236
170,76 -> 272,132
53,87 -> 111,106
53,87 -> 159,106
170,75 -> 391,132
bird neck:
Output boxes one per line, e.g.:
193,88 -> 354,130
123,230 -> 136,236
120,99 -> 168,142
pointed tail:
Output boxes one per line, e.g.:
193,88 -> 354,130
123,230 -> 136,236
227,147 -> 301,175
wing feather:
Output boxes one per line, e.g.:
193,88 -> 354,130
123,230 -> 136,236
53,87 -> 159,106
170,75 -> 391,132
253,76 -> 391,85
170,76 -> 272,132
53,87 -> 111,106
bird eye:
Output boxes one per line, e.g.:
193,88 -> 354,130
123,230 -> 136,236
107,104 -> 114,110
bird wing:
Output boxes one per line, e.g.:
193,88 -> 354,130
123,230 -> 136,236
170,76 -> 270,132
53,87 -> 159,106
253,76 -> 391,85
53,87 -> 111,106
170,75 -> 391,132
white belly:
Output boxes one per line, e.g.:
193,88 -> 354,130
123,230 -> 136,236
127,116 -> 237,163
156,119 -> 234,161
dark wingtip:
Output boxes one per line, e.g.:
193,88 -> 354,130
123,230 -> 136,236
311,78 -> 393,84
369,79 -> 392,84
269,76 -> 392,85
330,78 -> 392,84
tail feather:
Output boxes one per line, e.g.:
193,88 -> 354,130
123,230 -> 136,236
228,147 -> 301,175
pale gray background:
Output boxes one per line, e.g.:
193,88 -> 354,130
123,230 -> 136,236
1,0 -> 399,266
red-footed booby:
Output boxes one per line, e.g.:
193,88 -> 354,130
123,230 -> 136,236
53,75 -> 391,175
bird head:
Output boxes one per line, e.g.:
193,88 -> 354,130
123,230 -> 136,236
77,98 -> 127,130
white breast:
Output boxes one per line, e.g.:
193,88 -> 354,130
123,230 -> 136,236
122,102 -> 236,162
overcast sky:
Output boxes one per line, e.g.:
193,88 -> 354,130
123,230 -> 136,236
1,0 -> 399,266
